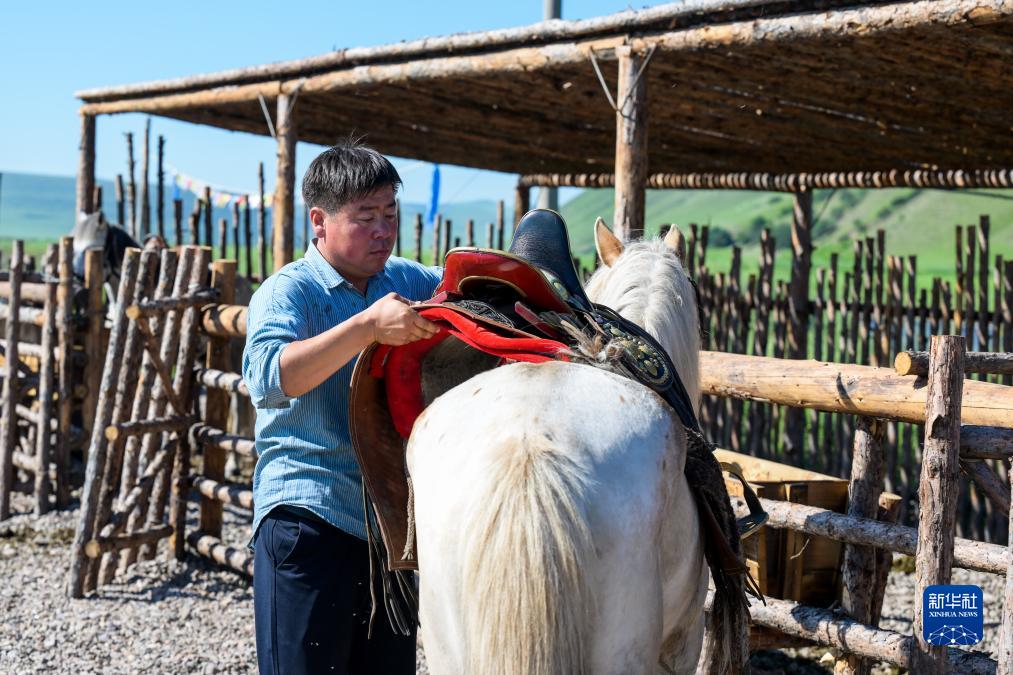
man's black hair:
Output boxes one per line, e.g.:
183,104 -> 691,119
301,141 -> 402,214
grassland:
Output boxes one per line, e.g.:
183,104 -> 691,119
559,187 -> 1013,288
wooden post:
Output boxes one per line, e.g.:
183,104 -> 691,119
837,417 -> 886,675
258,162 -> 267,278
784,190 -> 813,463
432,215 -> 442,265
93,185 -> 103,216
157,135 -> 165,240
913,335 -> 966,672
273,94 -> 297,272
496,201 -> 505,250
200,260 -> 235,539
997,473 -> 1013,675
170,433 -> 191,561
82,249 -> 104,452
232,202 -> 241,262
219,218 -> 228,262
55,238 -> 74,508
140,118 -> 151,239
75,114 -> 96,216
395,200 -> 402,258
115,175 -> 125,227
487,222 -> 495,248
188,200 -> 200,246
34,276 -> 57,515
126,132 -> 137,239
466,219 -> 475,247
613,45 -> 648,242
173,199 -> 183,246
514,184 -> 530,227
244,198 -> 252,279
443,219 -> 452,257
69,248 -> 141,598
414,213 -> 423,263
203,186 -> 212,248
302,203 -> 309,254
0,241 -> 23,520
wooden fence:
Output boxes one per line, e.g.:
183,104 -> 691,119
685,219 -> 1013,541
65,241 -> 1013,674
68,245 -> 211,597
702,341 -> 1013,674
0,238 -> 104,519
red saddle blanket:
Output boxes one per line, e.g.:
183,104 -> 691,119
349,300 -> 573,570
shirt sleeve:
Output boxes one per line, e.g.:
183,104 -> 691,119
242,275 -> 309,409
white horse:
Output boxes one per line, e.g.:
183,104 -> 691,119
406,222 -> 726,674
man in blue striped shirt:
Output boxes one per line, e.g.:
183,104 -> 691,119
243,143 -> 441,675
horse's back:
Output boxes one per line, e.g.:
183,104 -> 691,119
407,361 -> 706,674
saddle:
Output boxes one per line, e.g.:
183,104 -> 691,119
349,210 -> 765,630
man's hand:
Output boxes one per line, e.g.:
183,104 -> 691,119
366,293 -> 441,345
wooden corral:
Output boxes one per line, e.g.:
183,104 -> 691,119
665,220 -> 1013,543
61,2 -> 1013,672
703,339 -> 1013,673
68,244 -> 1013,673
0,239 -> 105,520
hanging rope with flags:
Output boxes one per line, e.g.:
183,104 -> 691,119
168,164 -> 274,209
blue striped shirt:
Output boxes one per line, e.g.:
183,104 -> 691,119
243,242 -> 441,540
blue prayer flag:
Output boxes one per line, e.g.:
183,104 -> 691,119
426,164 -> 440,228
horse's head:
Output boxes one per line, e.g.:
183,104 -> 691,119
70,211 -> 142,308
584,219 -> 700,408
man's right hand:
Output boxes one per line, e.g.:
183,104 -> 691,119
366,292 -> 441,345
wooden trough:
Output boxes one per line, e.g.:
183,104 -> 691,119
716,449 -> 901,608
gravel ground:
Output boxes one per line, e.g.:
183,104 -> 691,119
0,491 -> 428,674
0,492 -> 1002,674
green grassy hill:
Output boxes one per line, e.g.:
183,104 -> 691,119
2,171 -> 1010,286
560,187 -> 1013,285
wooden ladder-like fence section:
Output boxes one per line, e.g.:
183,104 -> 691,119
185,258 -> 255,575
68,245 -> 211,598
0,238 -> 104,519
704,341 -> 1013,674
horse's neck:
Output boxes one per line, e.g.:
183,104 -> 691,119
586,250 -> 701,409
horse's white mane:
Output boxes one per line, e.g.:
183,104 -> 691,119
584,237 -> 701,408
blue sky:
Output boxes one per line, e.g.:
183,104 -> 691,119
0,0 -> 662,205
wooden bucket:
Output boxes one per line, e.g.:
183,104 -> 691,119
715,449 -> 900,607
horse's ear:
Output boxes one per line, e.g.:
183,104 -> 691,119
594,217 -> 623,267
663,224 -> 687,263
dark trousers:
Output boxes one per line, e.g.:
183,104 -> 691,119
254,507 -> 417,675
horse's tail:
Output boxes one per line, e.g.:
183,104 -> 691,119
461,434 -> 595,675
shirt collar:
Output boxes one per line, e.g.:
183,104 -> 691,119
304,239 -> 387,290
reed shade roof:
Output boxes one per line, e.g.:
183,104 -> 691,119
77,0 -> 1013,175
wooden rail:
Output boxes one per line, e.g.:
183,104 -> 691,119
895,350 -> 1013,377
698,351 -> 1013,429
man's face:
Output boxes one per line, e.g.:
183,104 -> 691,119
312,184 -> 397,288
